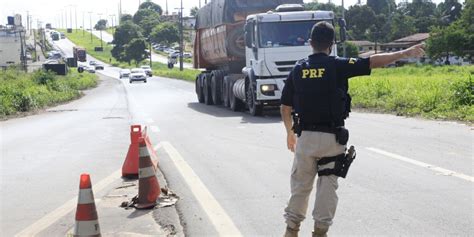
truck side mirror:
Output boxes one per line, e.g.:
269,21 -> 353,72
244,23 -> 253,48
338,18 -> 347,43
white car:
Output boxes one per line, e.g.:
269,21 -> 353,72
119,69 -> 131,79
129,68 -> 147,83
140,65 -> 153,77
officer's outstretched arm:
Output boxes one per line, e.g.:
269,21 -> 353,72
370,43 -> 425,68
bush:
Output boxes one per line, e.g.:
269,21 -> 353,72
349,65 -> 474,122
0,69 -> 97,119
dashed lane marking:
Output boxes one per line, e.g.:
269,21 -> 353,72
161,141 -> 243,236
14,170 -> 121,237
366,147 -> 474,183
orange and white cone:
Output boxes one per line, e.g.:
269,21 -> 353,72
136,137 -> 161,209
73,174 -> 101,237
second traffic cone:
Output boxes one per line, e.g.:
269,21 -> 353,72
73,174 -> 101,237
122,125 -> 142,178
136,137 -> 161,209
142,126 -> 158,161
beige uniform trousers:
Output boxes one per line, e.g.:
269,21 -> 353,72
284,131 -> 345,228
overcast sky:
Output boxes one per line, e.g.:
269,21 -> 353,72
0,0 -> 455,28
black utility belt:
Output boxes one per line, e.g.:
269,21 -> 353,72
301,124 -> 349,145
301,124 -> 338,134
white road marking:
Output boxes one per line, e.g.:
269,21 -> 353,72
366,147 -> 474,183
15,170 -> 121,237
161,142 -> 243,236
150,125 -> 160,133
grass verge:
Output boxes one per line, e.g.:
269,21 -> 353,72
349,65 -> 473,122
0,69 -> 97,119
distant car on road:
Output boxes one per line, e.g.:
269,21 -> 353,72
129,68 -> 147,83
60,33 -> 65,39
183,52 -> 193,58
94,63 -> 104,70
119,69 -> 131,78
89,60 -> 97,66
85,66 -> 96,73
140,65 -> 153,77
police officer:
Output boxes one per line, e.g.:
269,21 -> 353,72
280,22 -> 425,237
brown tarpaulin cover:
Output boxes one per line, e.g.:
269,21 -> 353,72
195,0 -> 304,29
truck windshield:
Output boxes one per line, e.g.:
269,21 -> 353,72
259,20 -> 331,48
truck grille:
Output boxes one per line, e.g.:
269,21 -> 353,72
275,61 -> 297,66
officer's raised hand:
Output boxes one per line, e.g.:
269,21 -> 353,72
370,43 -> 426,68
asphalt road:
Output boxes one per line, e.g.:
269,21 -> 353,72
1,37 -> 473,236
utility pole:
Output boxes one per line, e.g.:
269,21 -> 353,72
166,0 -> 169,15
98,13 -> 104,49
179,0 -> 184,71
69,6 -> 73,29
342,0 -> 346,57
75,6 -> 78,32
88,12 -> 93,43
82,12 -> 85,36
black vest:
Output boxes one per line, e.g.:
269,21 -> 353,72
292,56 -> 350,126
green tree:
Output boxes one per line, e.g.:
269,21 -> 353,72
367,0 -> 396,15
304,1 -> 343,16
150,22 -> 179,45
337,42 -> 359,58
133,9 -> 159,25
389,12 -> 417,40
120,14 -> 133,23
437,0 -> 463,24
140,15 -> 161,38
112,21 -> 143,63
190,6 -> 199,17
133,9 -> 161,38
125,38 -> 148,66
427,0 -> 474,60
139,0 -> 163,15
345,5 -> 376,40
94,19 -> 107,30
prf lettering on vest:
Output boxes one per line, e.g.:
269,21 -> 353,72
302,68 -> 326,79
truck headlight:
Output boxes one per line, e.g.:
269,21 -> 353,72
261,84 -> 276,96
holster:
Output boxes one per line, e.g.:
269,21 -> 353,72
292,113 -> 302,137
335,127 -> 349,145
317,146 -> 356,178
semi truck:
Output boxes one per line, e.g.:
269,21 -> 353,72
73,46 -> 87,62
194,0 -> 346,116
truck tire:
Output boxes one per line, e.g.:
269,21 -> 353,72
222,76 -> 230,108
196,75 -> 205,103
229,87 -> 244,111
247,83 -> 263,116
211,70 -> 223,105
203,73 -> 213,105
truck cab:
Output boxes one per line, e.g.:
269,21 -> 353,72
242,6 -> 339,113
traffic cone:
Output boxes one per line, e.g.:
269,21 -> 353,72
73,174 -> 101,237
136,137 -> 161,209
142,126 -> 158,163
122,125 -> 142,178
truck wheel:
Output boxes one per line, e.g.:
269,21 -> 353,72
196,75 -> 205,103
229,85 -> 244,111
222,77 -> 230,108
211,71 -> 223,105
203,74 -> 213,105
247,84 -> 263,116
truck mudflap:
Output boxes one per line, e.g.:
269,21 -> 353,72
255,78 -> 286,101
